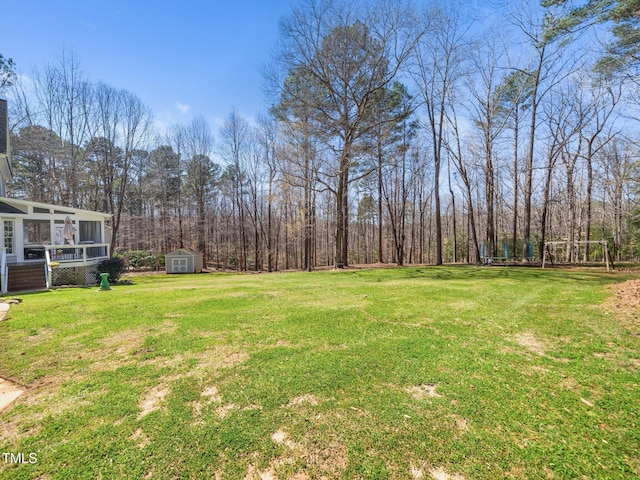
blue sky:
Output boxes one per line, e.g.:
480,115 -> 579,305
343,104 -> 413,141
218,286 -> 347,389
4,1 -> 573,134
3,0 -> 295,130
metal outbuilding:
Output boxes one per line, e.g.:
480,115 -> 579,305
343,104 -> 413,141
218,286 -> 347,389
165,249 -> 203,274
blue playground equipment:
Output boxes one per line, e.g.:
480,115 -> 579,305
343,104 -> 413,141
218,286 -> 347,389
481,239 -> 534,265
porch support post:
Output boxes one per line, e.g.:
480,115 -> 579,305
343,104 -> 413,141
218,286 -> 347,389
44,249 -> 51,289
1,247 -> 7,294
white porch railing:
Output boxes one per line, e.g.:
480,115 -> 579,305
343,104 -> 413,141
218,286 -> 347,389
42,243 -> 110,265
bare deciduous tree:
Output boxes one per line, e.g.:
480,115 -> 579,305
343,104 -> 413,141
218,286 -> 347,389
413,2 -> 468,265
274,0 -> 421,266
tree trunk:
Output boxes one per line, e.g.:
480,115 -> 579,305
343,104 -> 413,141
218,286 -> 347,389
447,155 -> 457,263
485,145 -> 495,258
523,45 -> 544,260
267,174 -> 274,272
584,140 -> 594,261
335,153 -> 350,267
512,110 -> 519,258
377,145 -> 384,263
539,150 -> 557,261
434,153 -> 443,265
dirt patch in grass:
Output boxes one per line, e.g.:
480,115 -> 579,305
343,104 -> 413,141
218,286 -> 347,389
627,357 -> 640,370
0,416 -> 19,444
304,438 -> 348,478
428,467 -> 467,480
593,347 -> 639,371
140,351 -> 202,370
215,350 -> 250,368
406,384 -> 442,400
143,346 -> 249,372
409,465 -> 467,480
261,427 -> 348,479
606,278 -> 640,312
288,474 -> 311,480
20,375 -> 59,409
8,376 -> 108,436
100,328 -> 150,353
94,321 -> 176,357
195,347 -> 249,372
192,385 -> 222,424
448,414 -> 470,433
86,328 -> 150,372
201,385 -> 221,400
21,327 -> 56,344
1,374 -> 108,444
513,332 -> 546,356
215,403 -> 236,418
512,332 -> 570,363
137,385 -> 170,419
410,465 -> 425,478
131,427 -> 150,448
243,464 -> 280,480
271,428 -> 299,449
140,348 -> 249,424
604,279 -> 640,334
286,394 -> 319,407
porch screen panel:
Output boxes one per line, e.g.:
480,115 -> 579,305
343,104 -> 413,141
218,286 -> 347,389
79,221 -> 102,243
24,220 -> 51,244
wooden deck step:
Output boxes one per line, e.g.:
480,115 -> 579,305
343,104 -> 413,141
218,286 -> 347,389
7,263 -> 47,292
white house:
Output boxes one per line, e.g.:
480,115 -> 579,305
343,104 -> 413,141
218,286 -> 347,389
0,100 -> 112,292
0,196 -> 112,291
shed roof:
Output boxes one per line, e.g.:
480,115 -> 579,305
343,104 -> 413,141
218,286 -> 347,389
166,248 -> 202,256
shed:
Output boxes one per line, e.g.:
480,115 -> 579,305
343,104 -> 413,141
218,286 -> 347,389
165,249 -> 203,274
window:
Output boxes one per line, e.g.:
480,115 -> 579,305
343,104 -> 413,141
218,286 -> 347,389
3,220 -> 13,254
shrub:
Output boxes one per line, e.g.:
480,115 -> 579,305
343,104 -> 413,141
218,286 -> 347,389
96,257 -> 127,284
118,250 -> 165,271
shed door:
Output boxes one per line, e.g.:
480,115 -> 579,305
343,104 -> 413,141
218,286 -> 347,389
172,257 -> 188,273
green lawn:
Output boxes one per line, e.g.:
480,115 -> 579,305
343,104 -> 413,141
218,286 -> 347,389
0,266 -> 638,479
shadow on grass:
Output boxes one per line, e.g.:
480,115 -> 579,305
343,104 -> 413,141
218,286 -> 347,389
346,264 -> 635,290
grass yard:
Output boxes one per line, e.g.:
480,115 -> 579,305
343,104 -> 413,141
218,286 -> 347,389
0,266 -> 638,479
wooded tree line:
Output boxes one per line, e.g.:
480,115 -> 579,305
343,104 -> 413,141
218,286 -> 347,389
3,0 -> 640,270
